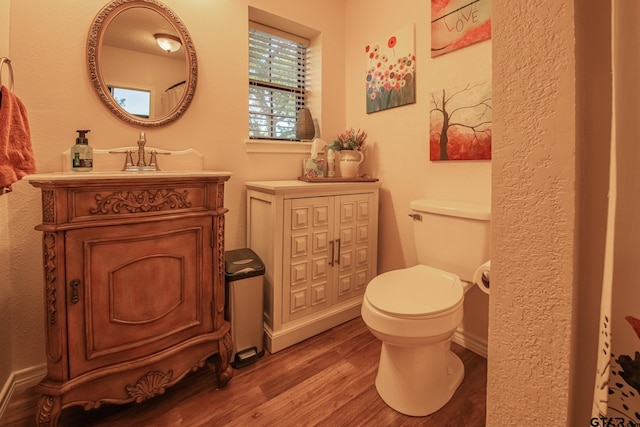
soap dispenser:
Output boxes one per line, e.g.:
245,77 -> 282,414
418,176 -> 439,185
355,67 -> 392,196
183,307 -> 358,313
71,129 -> 93,172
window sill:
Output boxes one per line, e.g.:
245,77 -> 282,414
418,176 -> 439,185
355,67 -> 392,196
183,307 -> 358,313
244,139 -> 314,154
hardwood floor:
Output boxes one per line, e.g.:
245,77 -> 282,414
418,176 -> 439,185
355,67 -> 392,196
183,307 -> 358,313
1,317 -> 486,427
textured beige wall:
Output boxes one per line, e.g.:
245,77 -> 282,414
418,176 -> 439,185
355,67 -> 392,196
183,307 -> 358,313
0,195 -> 10,387
343,0 -> 492,345
3,0 -> 346,375
490,1 -> 576,424
8,1 -> 601,424
0,0 -> 14,389
344,0 -> 492,275
4,0 -> 493,386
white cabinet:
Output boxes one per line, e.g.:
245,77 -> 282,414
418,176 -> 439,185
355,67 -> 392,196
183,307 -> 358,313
246,180 -> 380,353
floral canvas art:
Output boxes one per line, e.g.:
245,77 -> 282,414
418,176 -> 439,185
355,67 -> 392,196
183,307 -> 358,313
365,25 -> 416,114
430,80 -> 491,160
431,0 -> 491,58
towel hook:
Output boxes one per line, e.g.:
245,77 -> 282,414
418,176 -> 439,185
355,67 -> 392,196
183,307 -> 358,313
0,57 -> 15,92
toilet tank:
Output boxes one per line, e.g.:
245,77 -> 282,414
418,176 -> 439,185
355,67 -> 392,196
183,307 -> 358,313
410,199 -> 490,282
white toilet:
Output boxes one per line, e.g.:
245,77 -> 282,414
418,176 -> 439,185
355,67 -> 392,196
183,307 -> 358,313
361,199 -> 490,417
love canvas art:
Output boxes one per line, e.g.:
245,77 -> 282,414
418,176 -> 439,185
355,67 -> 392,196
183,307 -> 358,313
431,0 -> 491,58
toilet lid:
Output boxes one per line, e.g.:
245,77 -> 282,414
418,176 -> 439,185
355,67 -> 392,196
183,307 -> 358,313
366,265 -> 463,317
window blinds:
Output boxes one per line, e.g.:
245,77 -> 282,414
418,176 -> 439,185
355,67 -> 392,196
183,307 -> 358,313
249,23 -> 308,140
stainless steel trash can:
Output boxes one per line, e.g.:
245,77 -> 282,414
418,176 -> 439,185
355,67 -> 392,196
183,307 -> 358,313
224,248 -> 265,368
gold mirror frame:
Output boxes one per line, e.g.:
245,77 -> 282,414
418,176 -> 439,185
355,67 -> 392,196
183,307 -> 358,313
87,0 -> 197,127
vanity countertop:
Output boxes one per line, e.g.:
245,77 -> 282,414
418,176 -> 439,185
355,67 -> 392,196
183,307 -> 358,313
27,170 -> 232,183
245,179 -> 381,197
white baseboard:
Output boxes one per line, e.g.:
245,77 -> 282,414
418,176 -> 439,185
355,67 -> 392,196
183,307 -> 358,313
0,364 -> 46,419
265,303 -> 362,353
453,327 -> 487,358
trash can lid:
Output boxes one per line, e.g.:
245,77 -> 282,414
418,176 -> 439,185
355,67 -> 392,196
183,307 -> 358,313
225,248 -> 265,281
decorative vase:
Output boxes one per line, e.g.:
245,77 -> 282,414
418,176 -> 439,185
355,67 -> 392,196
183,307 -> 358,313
338,150 -> 364,178
295,108 -> 315,141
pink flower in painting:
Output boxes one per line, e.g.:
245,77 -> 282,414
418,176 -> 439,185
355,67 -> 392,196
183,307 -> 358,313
365,45 -> 370,53
627,316 -> 640,340
365,31 -> 416,113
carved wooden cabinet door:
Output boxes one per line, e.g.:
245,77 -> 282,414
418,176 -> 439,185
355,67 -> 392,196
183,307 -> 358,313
64,216 -> 214,377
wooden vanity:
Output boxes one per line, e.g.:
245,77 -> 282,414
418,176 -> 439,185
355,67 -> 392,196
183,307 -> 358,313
28,171 -> 233,426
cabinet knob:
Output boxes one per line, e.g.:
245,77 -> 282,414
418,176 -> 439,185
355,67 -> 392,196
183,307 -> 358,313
70,279 -> 80,304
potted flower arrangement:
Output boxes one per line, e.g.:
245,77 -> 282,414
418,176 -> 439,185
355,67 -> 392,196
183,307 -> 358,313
329,128 -> 367,178
329,128 -> 367,152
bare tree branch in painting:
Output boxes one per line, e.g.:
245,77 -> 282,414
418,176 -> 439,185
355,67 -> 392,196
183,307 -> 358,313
430,82 -> 492,160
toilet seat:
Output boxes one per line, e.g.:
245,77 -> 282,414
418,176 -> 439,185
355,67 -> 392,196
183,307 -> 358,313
366,265 -> 463,318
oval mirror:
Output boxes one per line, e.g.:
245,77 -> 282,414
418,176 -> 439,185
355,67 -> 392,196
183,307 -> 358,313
87,0 -> 197,127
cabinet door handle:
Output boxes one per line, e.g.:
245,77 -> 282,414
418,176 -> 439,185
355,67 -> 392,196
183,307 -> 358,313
335,238 -> 341,265
329,240 -> 335,267
70,279 -> 80,304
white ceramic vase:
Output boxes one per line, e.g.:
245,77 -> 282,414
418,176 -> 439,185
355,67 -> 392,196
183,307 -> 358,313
338,150 -> 364,178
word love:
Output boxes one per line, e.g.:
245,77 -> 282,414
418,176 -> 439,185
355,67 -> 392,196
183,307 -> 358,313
441,2 -> 481,33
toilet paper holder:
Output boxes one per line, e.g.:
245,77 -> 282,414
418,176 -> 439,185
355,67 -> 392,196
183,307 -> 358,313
481,270 -> 490,289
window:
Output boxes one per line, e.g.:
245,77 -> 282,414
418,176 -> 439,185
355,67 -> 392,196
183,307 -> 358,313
109,86 -> 151,119
249,23 -> 309,141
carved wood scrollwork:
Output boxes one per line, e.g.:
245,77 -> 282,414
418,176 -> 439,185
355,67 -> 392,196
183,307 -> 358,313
222,332 -> 233,366
90,189 -> 191,214
216,183 -> 224,209
216,216 -> 225,315
36,395 -> 56,427
42,190 -> 55,223
126,370 -> 173,403
216,332 -> 234,388
43,233 -> 57,325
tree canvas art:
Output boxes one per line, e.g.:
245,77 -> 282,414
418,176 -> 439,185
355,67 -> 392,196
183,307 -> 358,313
365,25 -> 416,114
431,0 -> 491,58
430,80 -> 492,161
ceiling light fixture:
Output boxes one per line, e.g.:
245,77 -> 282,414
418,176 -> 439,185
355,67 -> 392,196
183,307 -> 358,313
154,33 -> 182,53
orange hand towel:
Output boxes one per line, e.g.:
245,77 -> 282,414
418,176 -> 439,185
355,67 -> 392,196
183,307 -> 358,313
0,85 -> 36,191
